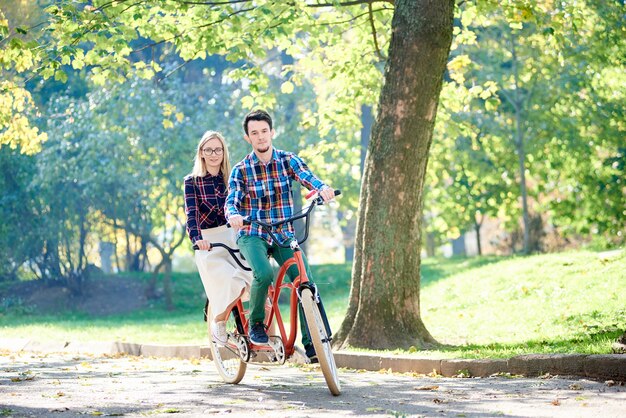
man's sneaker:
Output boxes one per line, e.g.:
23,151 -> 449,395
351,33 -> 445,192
249,322 -> 269,345
304,343 -> 318,364
211,320 -> 228,346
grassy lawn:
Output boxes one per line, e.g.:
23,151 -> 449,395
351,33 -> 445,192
0,265 -> 353,346
1,249 -> 624,359
418,249 -> 625,358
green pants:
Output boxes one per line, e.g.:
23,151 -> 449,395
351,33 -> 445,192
237,234 -> 313,346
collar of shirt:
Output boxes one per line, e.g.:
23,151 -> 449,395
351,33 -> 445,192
203,171 -> 222,179
249,148 -> 278,167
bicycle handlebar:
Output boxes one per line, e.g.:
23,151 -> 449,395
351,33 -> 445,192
192,189 -> 341,253
192,242 -> 252,271
241,189 -> 341,248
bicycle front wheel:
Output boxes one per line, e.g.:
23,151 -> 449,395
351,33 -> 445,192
206,304 -> 247,384
300,288 -> 341,396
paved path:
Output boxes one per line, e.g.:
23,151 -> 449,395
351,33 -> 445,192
1,350 -> 624,417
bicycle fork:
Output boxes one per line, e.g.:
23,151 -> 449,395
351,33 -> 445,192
298,283 -> 333,341
291,241 -> 333,342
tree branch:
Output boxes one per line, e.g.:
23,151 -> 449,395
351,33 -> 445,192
0,20 -> 48,46
157,59 -> 193,82
130,7 -> 255,55
174,0 -> 254,5
95,0 -> 134,13
314,8 -> 389,26
368,2 -> 384,61
499,87 -> 517,109
307,0 -> 394,7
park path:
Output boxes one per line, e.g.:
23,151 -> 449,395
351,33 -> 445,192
1,350 -> 624,418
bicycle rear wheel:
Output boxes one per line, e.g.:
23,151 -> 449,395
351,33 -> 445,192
207,304 -> 247,384
300,288 -> 341,396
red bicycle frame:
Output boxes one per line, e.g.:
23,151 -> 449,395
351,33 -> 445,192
230,246 -> 309,358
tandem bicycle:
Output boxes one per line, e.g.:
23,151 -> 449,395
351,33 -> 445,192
196,190 -> 341,396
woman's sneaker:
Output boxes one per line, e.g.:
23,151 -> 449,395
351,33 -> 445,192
249,322 -> 269,344
211,320 -> 228,346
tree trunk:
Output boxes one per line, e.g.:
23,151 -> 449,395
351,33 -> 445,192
163,257 -> 174,311
337,104 -> 372,263
338,212 -> 356,262
335,0 -> 454,349
146,261 -> 162,301
426,232 -> 436,257
125,229 -> 132,271
474,219 -> 482,256
509,33 -> 530,254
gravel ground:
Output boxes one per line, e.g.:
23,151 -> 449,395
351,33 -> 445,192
1,350 -> 624,418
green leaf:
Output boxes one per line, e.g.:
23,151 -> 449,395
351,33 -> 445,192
72,58 -> 84,70
280,81 -> 294,94
241,95 -> 254,109
40,67 -> 54,79
54,69 -> 68,83
485,97 -> 499,111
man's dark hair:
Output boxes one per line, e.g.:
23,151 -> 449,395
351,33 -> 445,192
243,109 -> 273,135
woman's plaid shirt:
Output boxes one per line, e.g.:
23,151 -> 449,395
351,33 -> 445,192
184,172 -> 227,244
225,148 -> 326,245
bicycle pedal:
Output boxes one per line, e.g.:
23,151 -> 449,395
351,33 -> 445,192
249,335 -> 279,348
249,341 -> 272,348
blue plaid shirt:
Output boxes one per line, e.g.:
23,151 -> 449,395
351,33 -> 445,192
225,148 -> 326,245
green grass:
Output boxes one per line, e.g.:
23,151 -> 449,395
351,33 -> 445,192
417,249 -> 626,358
0,267 -> 352,345
1,249 -> 624,359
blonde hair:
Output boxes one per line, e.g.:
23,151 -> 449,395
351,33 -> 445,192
191,131 -> 231,186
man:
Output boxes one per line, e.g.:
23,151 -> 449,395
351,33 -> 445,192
226,109 -> 335,360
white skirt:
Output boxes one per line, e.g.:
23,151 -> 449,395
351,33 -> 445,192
194,225 -> 252,321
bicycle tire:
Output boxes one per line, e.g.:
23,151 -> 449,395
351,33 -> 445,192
207,305 -> 247,384
300,288 -> 341,396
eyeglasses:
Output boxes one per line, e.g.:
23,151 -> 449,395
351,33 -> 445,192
201,147 -> 223,156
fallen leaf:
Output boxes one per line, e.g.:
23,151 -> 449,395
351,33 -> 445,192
10,371 -> 35,382
551,399 -> 561,406
49,408 -> 69,413
415,385 -> 439,391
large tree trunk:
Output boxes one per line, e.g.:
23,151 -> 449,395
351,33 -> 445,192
335,0 -> 454,350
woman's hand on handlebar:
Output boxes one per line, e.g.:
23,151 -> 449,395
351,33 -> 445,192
228,214 -> 245,230
195,240 -> 212,251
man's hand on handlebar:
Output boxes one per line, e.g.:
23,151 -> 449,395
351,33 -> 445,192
319,186 -> 336,203
228,214 -> 245,230
194,240 -> 212,251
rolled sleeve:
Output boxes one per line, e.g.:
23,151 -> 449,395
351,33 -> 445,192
288,153 -> 326,191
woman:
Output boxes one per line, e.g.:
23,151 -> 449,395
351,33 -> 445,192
184,131 -> 252,345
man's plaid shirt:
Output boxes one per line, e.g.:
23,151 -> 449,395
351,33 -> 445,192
225,148 -> 326,245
